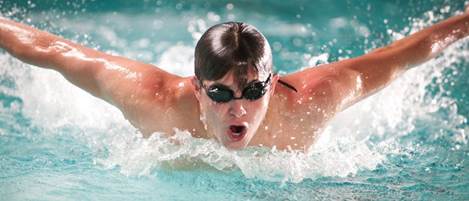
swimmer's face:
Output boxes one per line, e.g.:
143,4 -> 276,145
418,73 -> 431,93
193,70 -> 278,149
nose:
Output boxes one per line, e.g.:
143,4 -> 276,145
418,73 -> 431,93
229,100 -> 247,118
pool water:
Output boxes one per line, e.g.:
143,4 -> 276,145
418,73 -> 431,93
1,0 -> 468,200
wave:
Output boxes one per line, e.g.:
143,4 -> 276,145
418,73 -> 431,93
0,7 -> 467,183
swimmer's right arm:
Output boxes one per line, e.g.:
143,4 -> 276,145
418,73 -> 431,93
0,17 -> 183,128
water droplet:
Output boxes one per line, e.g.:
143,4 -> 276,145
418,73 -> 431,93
226,3 -> 234,10
207,12 -> 220,22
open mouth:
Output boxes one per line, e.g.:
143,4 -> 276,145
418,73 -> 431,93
227,125 -> 247,141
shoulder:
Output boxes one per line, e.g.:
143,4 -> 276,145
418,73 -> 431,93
277,65 -> 342,106
127,75 -> 201,136
271,64 -> 358,127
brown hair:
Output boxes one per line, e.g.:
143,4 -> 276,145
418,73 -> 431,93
194,22 -> 272,88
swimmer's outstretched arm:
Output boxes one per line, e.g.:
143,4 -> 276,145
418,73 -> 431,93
283,7 -> 469,114
0,17 -> 185,131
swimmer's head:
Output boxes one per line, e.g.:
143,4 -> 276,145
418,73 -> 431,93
192,22 -> 279,149
194,21 -> 272,88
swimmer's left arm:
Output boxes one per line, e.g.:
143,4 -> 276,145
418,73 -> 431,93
287,8 -> 469,113
334,9 -> 469,110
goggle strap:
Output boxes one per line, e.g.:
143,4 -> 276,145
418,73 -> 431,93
278,79 -> 298,92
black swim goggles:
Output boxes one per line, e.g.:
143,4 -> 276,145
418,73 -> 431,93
200,74 -> 272,103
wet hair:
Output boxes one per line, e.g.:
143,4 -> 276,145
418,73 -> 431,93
194,22 -> 272,88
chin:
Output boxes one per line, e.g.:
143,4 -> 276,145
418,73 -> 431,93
221,133 -> 251,150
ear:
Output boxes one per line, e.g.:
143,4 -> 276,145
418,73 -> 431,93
270,74 -> 280,95
191,76 -> 202,100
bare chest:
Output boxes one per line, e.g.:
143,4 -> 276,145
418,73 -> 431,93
249,100 -> 328,150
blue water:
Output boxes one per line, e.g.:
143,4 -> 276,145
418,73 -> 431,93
1,0 -> 468,200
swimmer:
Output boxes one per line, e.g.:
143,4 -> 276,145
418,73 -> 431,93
1,6 -> 468,151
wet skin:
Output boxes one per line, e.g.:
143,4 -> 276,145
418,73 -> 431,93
146,61 -> 362,151
0,9 -> 468,151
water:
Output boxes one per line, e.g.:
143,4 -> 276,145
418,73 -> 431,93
1,0 -> 468,200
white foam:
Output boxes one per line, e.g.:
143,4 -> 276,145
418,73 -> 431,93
156,43 -> 194,76
1,9 -> 468,183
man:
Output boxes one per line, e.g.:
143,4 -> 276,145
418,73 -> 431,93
0,8 -> 468,151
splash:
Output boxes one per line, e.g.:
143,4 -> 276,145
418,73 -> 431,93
91,128 -> 384,183
0,8 -> 468,184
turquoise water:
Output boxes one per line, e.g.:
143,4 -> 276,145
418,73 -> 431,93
1,0 -> 468,200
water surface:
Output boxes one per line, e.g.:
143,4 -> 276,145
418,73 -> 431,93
1,0 -> 468,200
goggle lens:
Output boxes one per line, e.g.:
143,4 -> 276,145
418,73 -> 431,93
203,74 -> 271,103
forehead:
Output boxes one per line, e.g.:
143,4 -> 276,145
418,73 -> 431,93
204,69 -> 268,89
